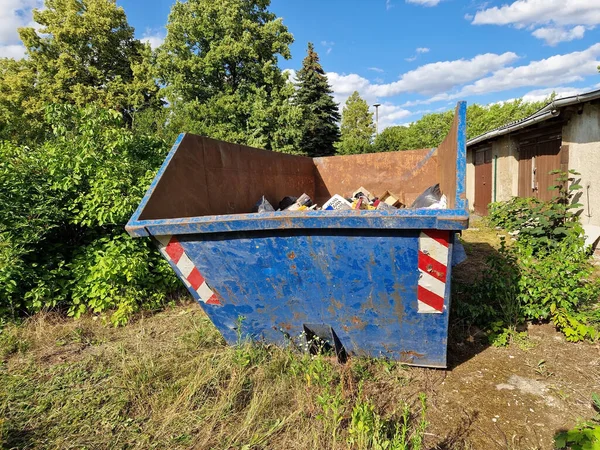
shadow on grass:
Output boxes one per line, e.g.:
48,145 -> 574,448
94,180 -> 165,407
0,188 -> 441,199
447,240 -> 503,370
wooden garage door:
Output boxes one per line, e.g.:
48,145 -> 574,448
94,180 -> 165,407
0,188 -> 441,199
474,148 -> 492,215
518,132 -> 564,201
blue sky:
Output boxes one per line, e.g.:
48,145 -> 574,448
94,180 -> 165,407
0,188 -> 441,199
2,0 -> 600,129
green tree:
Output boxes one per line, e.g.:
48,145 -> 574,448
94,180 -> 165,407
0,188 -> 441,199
20,0 -> 158,115
402,110 -> 454,149
373,125 -> 410,152
373,98 -> 550,153
335,91 -> 375,155
294,42 -> 341,156
466,98 -> 547,138
0,105 -> 177,324
0,0 -> 159,142
0,58 -> 37,142
154,0 -> 297,149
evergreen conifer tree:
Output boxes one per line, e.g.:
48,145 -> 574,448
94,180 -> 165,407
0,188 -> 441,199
294,42 -> 340,156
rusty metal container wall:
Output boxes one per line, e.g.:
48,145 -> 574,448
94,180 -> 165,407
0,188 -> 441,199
138,135 -> 316,220
126,102 -> 468,368
313,148 -> 438,206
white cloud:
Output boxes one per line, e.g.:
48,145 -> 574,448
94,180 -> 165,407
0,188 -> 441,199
494,83 -> 600,105
406,0 -> 441,6
327,52 -> 519,111
531,25 -> 585,46
376,103 -> 413,130
471,0 -> 600,45
326,52 -> 520,128
327,72 -> 373,104
520,85 -> 592,103
0,44 -> 26,59
457,43 -> 600,98
386,0 -> 394,10
406,47 -> 430,61
0,0 -> 42,59
320,40 -> 334,55
282,68 -> 296,82
141,32 -> 165,49
368,67 -> 384,73
472,0 -> 600,27
327,43 -> 600,122
371,52 -> 519,97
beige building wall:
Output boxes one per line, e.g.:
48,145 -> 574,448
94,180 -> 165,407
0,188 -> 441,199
466,148 -> 475,211
492,135 -> 519,203
466,135 -> 519,212
563,103 -> 600,227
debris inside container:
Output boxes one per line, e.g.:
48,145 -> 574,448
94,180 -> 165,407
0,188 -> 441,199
352,186 -> 374,202
380,191 -> 403,208
253,196 -> 275,213
410,184 -> 446,209
323,195 -> 352,210
254,184 -> 449,214
286,193 -> 313,211
278,196 -> 297,210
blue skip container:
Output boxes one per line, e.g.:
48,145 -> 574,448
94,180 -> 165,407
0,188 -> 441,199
127,102 -> 468,367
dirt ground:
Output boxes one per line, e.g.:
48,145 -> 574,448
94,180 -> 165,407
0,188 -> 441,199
420,324 -> 600,449
409,220 -> 600,449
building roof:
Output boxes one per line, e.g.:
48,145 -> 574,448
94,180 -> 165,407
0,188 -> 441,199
467,88 -> 600,147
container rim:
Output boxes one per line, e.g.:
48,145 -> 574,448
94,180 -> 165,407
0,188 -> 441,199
126,208 -> 469,237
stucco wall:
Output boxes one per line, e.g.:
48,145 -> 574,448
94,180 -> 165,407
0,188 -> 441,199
563,103 -> 600,227
492,135 -> 519,203
466,135 -> 518,211
466,149 -> 475,210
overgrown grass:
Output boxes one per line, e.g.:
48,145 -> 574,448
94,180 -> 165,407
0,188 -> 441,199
0,307 -> 428,449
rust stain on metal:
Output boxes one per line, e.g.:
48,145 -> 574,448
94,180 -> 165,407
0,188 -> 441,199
279,322 -> 293,331
327,299 -> 343,316
313,148 -> 438,205
287,251 -> 296,260
292,311 -> 307,322
350,316 -> 367,330
426,263 -> 444,279
139,134 -> 315,220
401,350 -> 425,359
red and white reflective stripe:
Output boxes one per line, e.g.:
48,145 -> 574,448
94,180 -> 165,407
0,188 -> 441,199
417,230 -> 449,313
156,235 -> 221,306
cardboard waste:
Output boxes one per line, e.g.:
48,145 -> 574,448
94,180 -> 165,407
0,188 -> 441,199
253,184 -> 448,214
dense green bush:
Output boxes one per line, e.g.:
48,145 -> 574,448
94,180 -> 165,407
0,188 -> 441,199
516,229 -> 599,341
458,173 -> 599,343
488,170 -> 583,252
0,105 -> 178,324
488,197 -> 542,232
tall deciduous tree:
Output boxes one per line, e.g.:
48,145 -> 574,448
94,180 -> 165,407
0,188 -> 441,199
0,0 -> 159,142
294,42 -> 340,156
19,0 -> 158,114
155,0 -> 298,150
336,91 -> 374,155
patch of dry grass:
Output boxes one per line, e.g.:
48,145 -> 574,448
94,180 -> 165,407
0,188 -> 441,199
0,304 -> 428,449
